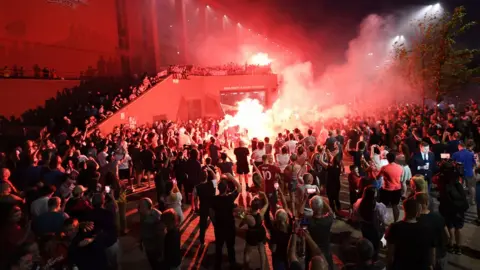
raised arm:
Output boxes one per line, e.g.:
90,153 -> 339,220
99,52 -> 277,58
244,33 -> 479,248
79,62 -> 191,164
287,232 -> 299,265
258,191 -> 270,217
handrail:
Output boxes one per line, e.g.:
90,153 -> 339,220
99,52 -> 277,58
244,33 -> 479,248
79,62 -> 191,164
88,74 -> 172,134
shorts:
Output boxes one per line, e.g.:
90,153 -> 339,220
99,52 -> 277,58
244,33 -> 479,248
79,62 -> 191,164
379,189 -> 402,206
445,212 -> 465,229
118,168 -> 130,180
236,164 -> 250,175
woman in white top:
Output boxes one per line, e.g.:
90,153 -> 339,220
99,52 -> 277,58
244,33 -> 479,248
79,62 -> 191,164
165,181 -> 184,224
276,146 -> 290,172
396,154 -> 411,198
251,141 -> 266,167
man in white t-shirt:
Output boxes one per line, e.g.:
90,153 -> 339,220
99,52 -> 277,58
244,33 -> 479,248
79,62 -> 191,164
115,151 -> 132,181
31,185 -> 56,217
97,146 -> 109,167
284,133 -> 298,154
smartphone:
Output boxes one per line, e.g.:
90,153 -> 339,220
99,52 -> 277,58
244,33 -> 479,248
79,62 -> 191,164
172,179 -> 177,185
299,217 -> 309,229
274,183 -> 279,190
440,153 -> 450,159
105,186 -> 111,193
307,188 -> 316,194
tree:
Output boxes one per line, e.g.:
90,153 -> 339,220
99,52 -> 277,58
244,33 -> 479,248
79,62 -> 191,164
393,6 -> 480,104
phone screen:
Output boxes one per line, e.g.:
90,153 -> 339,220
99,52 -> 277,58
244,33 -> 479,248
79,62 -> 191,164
440,153 -> 450,159
274,183 -> 279,190
105,186 -> 111,193
307,188 -> 316,194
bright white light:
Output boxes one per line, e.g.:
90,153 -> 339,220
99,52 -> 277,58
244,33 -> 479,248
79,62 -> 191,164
368,52 -> 373,56
206,5 -> 209,8
435,3 -> 441,8
400,35 -> 404,39
170,25 -> 173,28
224,15 -> 227,18
177,51 -> 180,55
237,23 -> 241,26
248,53 -> 272,66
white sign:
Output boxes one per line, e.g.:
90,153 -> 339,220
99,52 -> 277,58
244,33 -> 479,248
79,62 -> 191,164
47,0 -> 88,9
223,85 -> 265,90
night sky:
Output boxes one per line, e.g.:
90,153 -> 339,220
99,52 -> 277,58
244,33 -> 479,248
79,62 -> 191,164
210,0 -> 480,68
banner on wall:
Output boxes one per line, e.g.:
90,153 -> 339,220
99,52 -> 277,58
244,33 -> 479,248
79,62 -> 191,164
47,0 -> 88,9
223,85 -> 265,90
128,116 -> 137,129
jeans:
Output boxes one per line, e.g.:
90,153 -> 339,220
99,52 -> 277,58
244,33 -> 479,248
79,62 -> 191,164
435,256 -> 446,270
106,240 -> 121,270
199,210 -> 210,244
272,255 -> 287,270
118,201 -> 127,233
145,250 -> 162,270
214,228 -> 236,269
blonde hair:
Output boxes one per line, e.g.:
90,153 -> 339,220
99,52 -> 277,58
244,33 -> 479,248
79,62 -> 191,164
414,192 -> 429,209
411,175 -> 427,193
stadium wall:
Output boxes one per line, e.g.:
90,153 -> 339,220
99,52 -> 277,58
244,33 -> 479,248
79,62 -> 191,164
96,74 -> 278,134
0,79 -> 80,118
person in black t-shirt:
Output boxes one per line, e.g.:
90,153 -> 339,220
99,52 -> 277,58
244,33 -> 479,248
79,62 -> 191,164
415,192 -> 448,270
194,169 -> 215,245
385,198 -> 434,270
162,209 -> 181,269
202,157 -> 217,181
140,145 -> 156,188
429,135 -> 447,163
217,152 -> 233,175
208,137 -> 221,166
210,173 -> 241,270
185,149 -> 202,211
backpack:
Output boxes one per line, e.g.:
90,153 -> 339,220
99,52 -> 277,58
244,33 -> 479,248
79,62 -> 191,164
446,181 -> 469,213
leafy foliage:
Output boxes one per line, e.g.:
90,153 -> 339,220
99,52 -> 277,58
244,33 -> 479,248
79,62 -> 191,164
394,6 -> 480,99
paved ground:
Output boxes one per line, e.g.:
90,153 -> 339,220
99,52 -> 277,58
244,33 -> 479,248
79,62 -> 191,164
117,171 -> 480,270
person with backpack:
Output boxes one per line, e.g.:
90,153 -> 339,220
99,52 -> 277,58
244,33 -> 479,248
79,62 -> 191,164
438,162 -> 469,255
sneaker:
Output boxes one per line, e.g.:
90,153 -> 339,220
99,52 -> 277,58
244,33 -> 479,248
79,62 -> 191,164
454,245 -> 462,255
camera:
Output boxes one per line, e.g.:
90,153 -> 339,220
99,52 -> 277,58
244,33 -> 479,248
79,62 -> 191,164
438,159 -> 464,178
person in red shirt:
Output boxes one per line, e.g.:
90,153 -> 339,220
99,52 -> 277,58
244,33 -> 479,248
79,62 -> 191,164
256,155 -> 281,216
377,152 -> 403,222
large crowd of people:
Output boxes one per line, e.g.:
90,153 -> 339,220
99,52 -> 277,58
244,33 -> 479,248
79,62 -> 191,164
1,56 -> 480,270
0,86 -> 479,270
169,62 -> 272,78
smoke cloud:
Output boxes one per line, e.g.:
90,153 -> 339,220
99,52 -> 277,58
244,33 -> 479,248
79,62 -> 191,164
202,10 -> 421,138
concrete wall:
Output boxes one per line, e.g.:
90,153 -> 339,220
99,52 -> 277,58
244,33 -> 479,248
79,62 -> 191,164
0,0 -> 120,77
96,74 -> 278,134
0,79 -> 80,117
